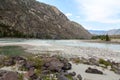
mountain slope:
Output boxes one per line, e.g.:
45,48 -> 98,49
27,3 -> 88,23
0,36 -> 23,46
0,0 -> 92,39
107,29 -> 120,35
89,30 -> 107,35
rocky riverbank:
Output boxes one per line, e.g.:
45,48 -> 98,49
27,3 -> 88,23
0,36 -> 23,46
0,39 -> 120,62
0,40 -> 120,80
0,54 -> 120,80
0,55 -> 77,80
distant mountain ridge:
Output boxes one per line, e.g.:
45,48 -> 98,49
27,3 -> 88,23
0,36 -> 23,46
107,29 -> 120,35
0,0 -> 92,39
89,29 -> 120,35
89,30 -> 107,35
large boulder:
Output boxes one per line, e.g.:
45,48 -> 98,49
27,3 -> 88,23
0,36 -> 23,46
43,56 -> 72,72
85,67 -> 103,74
62,63 -> 72,71
68,72 -> 76,76
0,70 -> 7,77
111,62 -> 120,74
3,72 -> 18,80
43,57 -> 64,72
0,70 -> 18,80
88,58 -> 99,66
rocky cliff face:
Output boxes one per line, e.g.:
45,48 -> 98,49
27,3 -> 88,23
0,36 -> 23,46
0,0 -> 92,39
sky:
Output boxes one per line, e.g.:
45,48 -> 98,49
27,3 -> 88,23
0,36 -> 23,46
37,0 -> 120,30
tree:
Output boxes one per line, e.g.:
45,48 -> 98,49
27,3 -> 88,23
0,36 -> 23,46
105,34 -> 110,41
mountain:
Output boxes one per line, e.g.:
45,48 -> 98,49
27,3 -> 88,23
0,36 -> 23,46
89,29 -> 120,35
107,29 -> 120,35
89,30 -> 107,35
0,0 -> 92,39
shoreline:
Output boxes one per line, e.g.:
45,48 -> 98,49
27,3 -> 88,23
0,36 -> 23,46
82,39 -> 120,44
0,38 -> 120,62
0,42 -> 120,80
0,43 -> 120,63
0,51 -> 120,80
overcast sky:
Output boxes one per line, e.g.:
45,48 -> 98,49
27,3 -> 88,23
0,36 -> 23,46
37,0 -> 120,30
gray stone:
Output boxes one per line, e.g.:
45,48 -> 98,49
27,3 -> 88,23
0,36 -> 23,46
85,67 -> 103,74
43,57 -> 64,72
69,72 -> 76,76
57,74 -> 68,80
3,71 -> 18,80
62,63 -> 72,71
77,74 -> 82,80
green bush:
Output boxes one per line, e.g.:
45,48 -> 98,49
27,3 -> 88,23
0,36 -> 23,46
65,75 -> 73,80
18,73 -> 24,80
72,58 -> 81,64
105,35 -> 110,41
27,56 -> 43,69
99,58 -> 111,67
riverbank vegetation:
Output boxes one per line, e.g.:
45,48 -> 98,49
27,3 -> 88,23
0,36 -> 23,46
92,35 -> 111,41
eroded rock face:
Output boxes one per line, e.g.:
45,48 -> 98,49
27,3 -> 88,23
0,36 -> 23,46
0,0 -> 92,39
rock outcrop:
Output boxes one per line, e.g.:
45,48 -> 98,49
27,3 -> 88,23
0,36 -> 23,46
0,0 -> 92,39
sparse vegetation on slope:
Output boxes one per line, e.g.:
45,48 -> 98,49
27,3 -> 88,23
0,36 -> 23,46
0,0 -> 92,39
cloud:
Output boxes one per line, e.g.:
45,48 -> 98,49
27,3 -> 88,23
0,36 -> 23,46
75,0 -> 120,23
65,13 -> 72,17
76,16 -> 81,18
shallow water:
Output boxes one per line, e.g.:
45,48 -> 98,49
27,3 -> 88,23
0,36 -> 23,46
0,39 -> 120,52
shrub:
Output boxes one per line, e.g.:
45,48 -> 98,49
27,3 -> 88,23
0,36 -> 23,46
99,58 -> 111,67
92,35 -> 111,41
65,75 -> 73,80
72,58 -> 81,64
18,73 -> 24,80
105,34 -> 110,41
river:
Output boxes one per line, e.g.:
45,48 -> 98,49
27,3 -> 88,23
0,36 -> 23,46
0,39 -> 120,52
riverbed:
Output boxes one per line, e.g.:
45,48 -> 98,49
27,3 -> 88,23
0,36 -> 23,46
0,39 -> 120,62
0,38 -> 120,80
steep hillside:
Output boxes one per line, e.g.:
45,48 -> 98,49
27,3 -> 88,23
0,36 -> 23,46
0,0 -> 92,39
